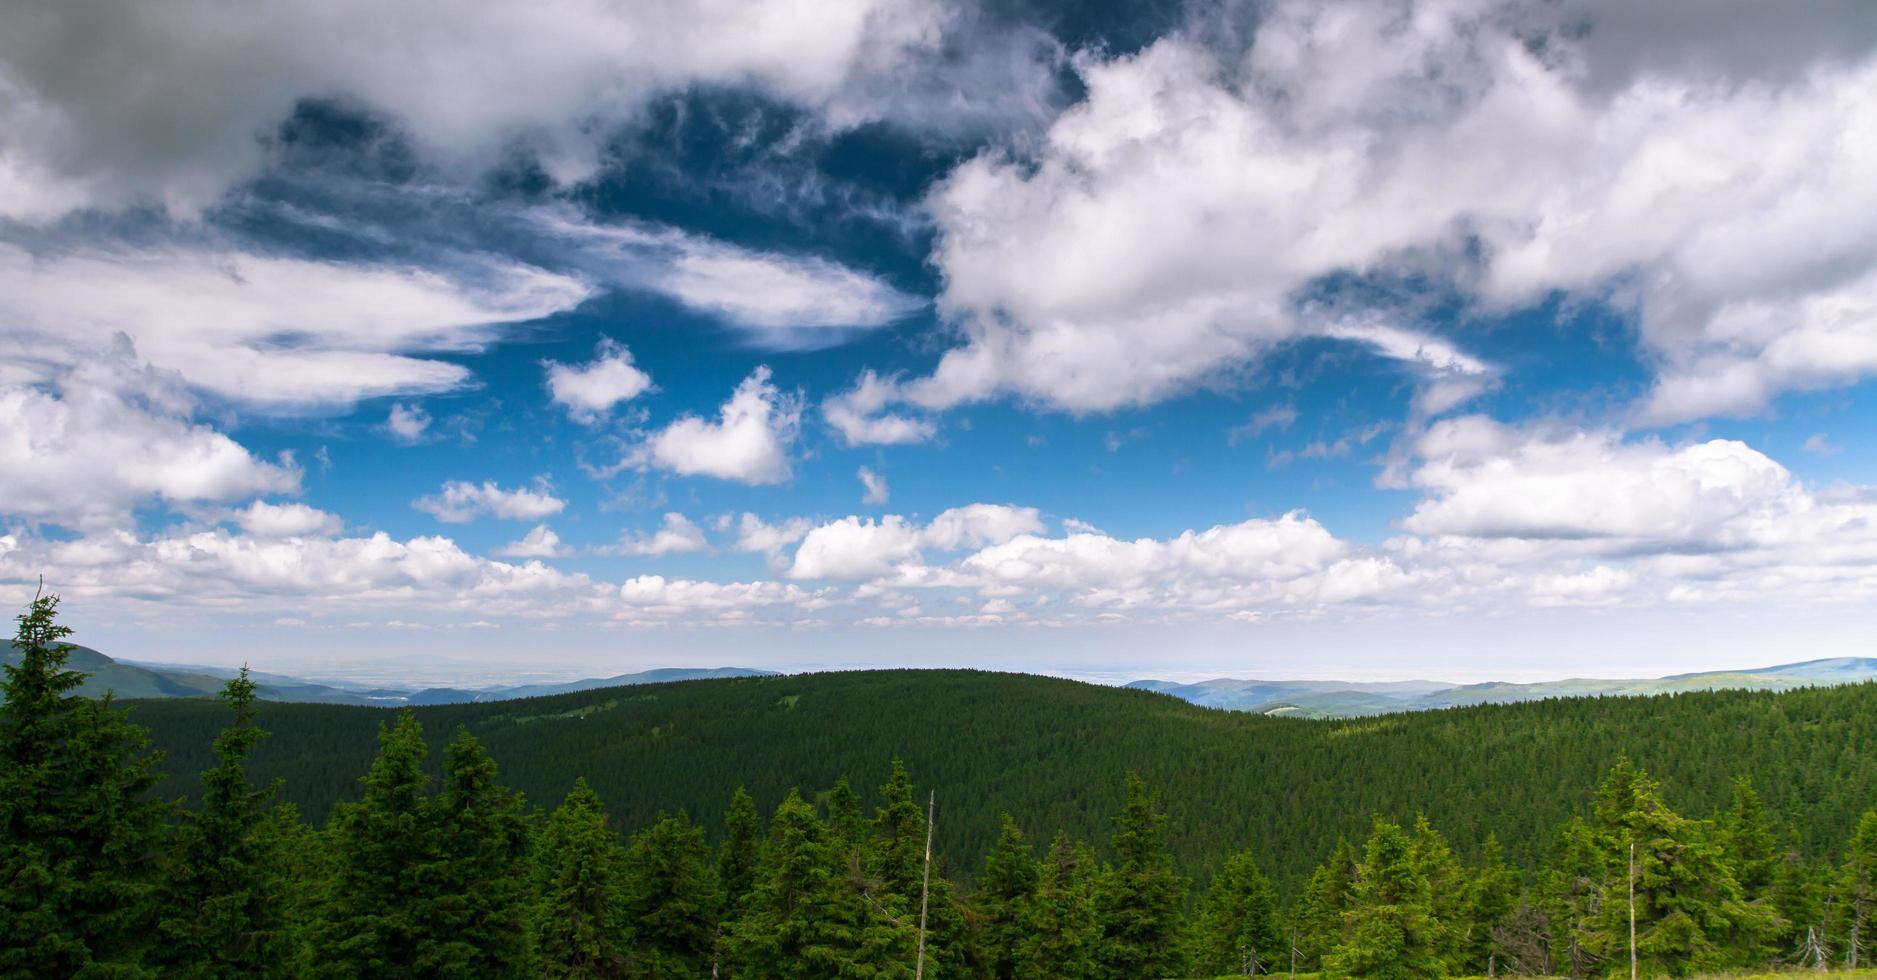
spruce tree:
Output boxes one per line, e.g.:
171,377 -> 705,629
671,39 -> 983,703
1835,809 -> 1877,968
1190,848 -> 1282,976
979,814 -> 1040,979
1537,816 -> 1604,979
1324,816 -> 1445,980
0,592 -> 166,977
620,812 -> 720,977
1092,772 -> 1187,980
313,710 -> 434,977
422,728 -> 532,977
1292,837 -> 1358,970
717,786 -> 763,915
1408,814 -> 1469,972
1589,758 -> 1780,975
725,788 -> 909,978
156,668 -> 295,978
1014,831 -> 1100,980
1466,835 -> 1519,975
874,760 -> 967,976
532,779 -> 630,978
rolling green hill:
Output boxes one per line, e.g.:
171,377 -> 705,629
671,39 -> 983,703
127,668 -> 1877,893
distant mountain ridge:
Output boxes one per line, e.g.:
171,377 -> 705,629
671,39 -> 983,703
1128,657 -> 1877,717
1,643 -> 775,706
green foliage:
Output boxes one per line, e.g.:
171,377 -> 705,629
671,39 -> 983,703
533,779 -> 629,978
620,812 -> 720,977
1094,772 -> 1189,979
1189,848 -> 1283,976
423,728 -> 533,977
1835,810 -> 1877,968
156,667 -> 297,978
1324,816 -> 1445,980
23,597 -> 1877,978
0,591 -> 166,977
980,814 -> 1041,979
718,785 -> 762,915
312,711 -> 435,977
1015,832 -> 1101,979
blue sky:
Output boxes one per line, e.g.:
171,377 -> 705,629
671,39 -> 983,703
3,0 -> 1876,684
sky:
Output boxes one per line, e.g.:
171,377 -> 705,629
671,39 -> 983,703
2,0 -> 1877,686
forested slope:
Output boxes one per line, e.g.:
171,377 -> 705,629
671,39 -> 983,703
128,668 -> 1877,891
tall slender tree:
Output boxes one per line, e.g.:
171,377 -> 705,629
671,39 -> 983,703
156,668 -> 296,978
621,812 -> 721,977
1293,837 -> 1359,970
313,711 -> 435,977
1325,816 -> 1445,980
1014,831 -> 1100,980
533,779 -> 629,978
718,786 -> 763,915
1835,809 -> 1877,969
1092,772 -> 1188,980
0,592 -> 166,977
979,814 -> 1040,979
423,728 -> 533,977
1190,848 -> 1283,976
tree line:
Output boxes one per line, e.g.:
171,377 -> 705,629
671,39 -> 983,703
8,594 -> 1877,978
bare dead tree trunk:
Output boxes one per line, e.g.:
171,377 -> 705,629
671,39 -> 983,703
1629,842 -> 1638,980
914,790 -> 935,980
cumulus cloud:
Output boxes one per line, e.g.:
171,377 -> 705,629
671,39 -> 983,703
731,513 -> 815,556
412,479 -> 567,523
0,526 -> 600,616
638,368 -> 800,485
617,574 -> 827,616
544,338 -> 653,424
0,0 -> 961,221
858,467 -> 890,505
0,351 -> 299,530
495,524 -> 571,558
822,370 -> 936,446
612,513 -> 710,556
235,501 -> 343,537
385,403 -> 432,444
855,0 -> 1877,424
0,242 -> 589,409
788,504 -> 1043,580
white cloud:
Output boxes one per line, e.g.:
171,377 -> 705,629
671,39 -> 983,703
412,479 -> 567,523
858,467 -> 890,505
540,213 -> 923,347
0,351 -> 299,530
662,246 -> 922,334
1804,433 -> 1844,457
639,367 -> 800,485
731,513 -> 815,556
235,501 -> 342,537
1,526 -> 600,616
879,0 -> 1877,423
1400,416 -> 1800,549
788,504 -> 1043,580
617,574 -> 826,615
495,524 -> 571,558
385,403 -> 431,444
0,0 -> 959,221
613,513 -> 710,556
0,242 -> 590,409
823,370 -> 936,446
544,338 -> 652,424
1228,405 -> 1298,445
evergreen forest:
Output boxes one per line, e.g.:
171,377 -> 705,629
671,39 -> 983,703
10,594 -> 1877,979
